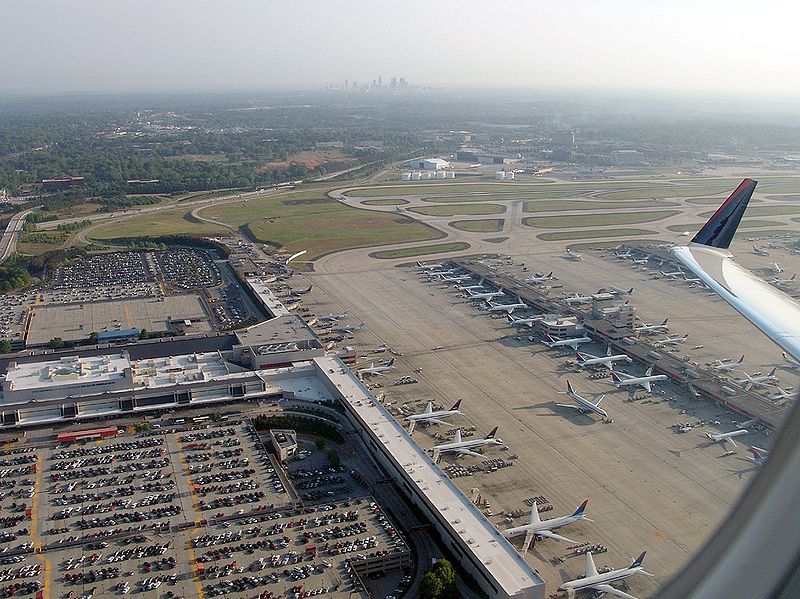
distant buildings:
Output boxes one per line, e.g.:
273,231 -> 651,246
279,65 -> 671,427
453,149 -> 506,164
41,176 -> 84,191
405,158 -> 449,170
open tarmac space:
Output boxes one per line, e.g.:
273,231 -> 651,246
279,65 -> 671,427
302,254 -> 783,597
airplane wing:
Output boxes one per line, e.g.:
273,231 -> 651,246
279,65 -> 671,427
642,381 -> 653,393
585,550 -> 599,577
454,449 -> 485,458
725,437 -> 738,448
592,584 -> 640,599
423,418 -> 448,426
556,403 -> 583,411
407,421 -> 416,434
535,529 -> 579,543
672,178 -> 800,361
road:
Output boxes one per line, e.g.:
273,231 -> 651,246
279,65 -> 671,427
0,206 -> 40,263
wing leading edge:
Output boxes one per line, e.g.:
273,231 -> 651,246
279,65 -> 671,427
672,179 -> 800,361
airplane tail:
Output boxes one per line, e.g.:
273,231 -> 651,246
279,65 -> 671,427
749,447 -> 766,460
736,355 -> 745,364
645,366 -> 654,376
566,380 -> 576,395
386,358 -> 395,367
630,551 -> 647,568
450,399 -> 462,411
484,426 -> 498,439
571,499 -> 589,518
691,178 -> 757,249
610,371 -> 624,384
768,367 -> 776,377
547,272 -> 553,278
661,318 -> 669,326
529,502 -> 542,524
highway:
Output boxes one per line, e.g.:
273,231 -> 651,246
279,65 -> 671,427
0,206 -> 40,263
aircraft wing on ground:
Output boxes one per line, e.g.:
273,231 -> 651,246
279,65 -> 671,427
671,178 -> 800,361
534,529 -> 578,543
454,449 -> 485,458
424,418 -> 448,426
592,584 -> 640,599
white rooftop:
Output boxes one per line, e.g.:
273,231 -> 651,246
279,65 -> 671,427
5,354 -> 130,391
246,277 -> 291,317
312,355 -> 544,597
130,352 -> 231,388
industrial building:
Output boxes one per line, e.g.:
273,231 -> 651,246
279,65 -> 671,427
405,158 -> 450,170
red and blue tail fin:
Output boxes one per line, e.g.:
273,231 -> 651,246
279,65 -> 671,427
485,426 -> 498,439
450,399 -> 462,411
692,178 -> 757,249
631,551 -> 647,568
572,500 -> 589,517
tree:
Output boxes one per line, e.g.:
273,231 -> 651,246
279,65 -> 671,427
419,571 -> 444,599
327,449 -> 341,467
432,560 -> 456,597
48,337 -> 65,349
138,328 -> 149,339
0,340 -> 10,354
87,332 -> 98,344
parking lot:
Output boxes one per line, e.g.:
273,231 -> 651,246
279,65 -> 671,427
0,416 -> 409,599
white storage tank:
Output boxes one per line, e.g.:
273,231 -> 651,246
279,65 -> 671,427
400,172 -> 412,181
422,171 -> 432,179
411,171 -> 422,180
495,171 -> 506,180
506,171 -> 515,180
436,170 -> 447,179
447,171 -> 456,179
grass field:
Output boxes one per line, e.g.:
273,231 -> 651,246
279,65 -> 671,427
449,219 -> 504,232
409,204 -> 505,216
423,189 -> 594,203
197,190 -> 442,259
766,194 -> 800,201
522,199 -> 676,213
699,205 -> 800,218
89,209 -> 231,240
686,197 -> 761,205
536,228 -> 657,241
369,242 -> 470,259
734,229 -> 798,239
362,198 -> 410,206
597,184 -> 739,201
666,220 -> 783,232
348,182 -> 553,197
523,209 -> 679,229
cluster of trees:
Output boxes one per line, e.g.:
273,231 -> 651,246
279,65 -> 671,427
0,265 -> 32,291
419,560 -> 456,599
252,413 -> 344,444
56,219 -> 91,232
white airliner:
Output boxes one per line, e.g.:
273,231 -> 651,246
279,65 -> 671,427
709,355 -> 745,373
575,348 -> 632,370
526,272 -> 554,284
615,249 -> 633,260
317,310 -> 348,322
768,387 -> 794,402
542,333 -> 592,350
431,427 -> 503,460
438,274 -> 471,283
357,358 -> 396,378
415,261 -> 444,270
457,279 -> 484,291
747,446 -> 769,465
465,289 -> 505,301
660,270 -> 685,279
770,262 -> 782,274
734,368 -> 778,390
559,550 -> 652,599
631,257 -> 649,266
672,179 -> 800,361
502,500 -> 591,553
557,382 -> 608,419
330,322 -> 365,334
633,318 -> 669,335
610,367 -> 668,393
752,244 -> 770,256
782,352 -> 800,369
564,293 -> 593,305
705,428 -> 748,450
486,300 -> 528,314
772,273 -> 796,287
406,399 -> 463,433
653,334 -> 689,347
506,314 -> 544,328
565,248 -> 583,261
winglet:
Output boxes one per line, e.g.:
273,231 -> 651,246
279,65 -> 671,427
572,499 -> 589,517
691,178 -> 758,249
631,551 -> 647,568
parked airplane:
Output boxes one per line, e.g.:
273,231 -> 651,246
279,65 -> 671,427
565,248 -> 583,261
770,262 -> 782,274
752,244 -> 770,256
653,334 -> 689,347
575,348 -> 632,370
465,289 -> 505,301
559,550 -> 652,599
615,249 -> 633,260
526,272 -> 554,284
632,257 -> 649,266
682,275 -> 702,284
772,274 -> 796,287
557,382 -> 608,419
486,300 -> 528,314
633,318 -> 669,335
507,314 -> 544,328
502,500 -> 591,553
406,399 -> 463,433
782,352 -> 800,369
610,367 -> 668,393
709,355 -> 745,373
317,310 -> 348,322
542,333 -> 592,350
672,178 -> 800,361
330,322 -> 365,334
415,261 -> 444,270
431,427 -> 503,460
660,270 -> 685,279
457,279 -> 484,291
438,274 -> 471,283
291,285 -> 312,295
357,358 -> 396,378
705,428 -> 748,450
748,446 -> 769,465
734,368 -> 778,390
608,286 -> 634,296
564,293 -> 593,305
768,387 -> 794,402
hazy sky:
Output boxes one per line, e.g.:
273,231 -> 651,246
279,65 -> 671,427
4,0 -> 799,96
